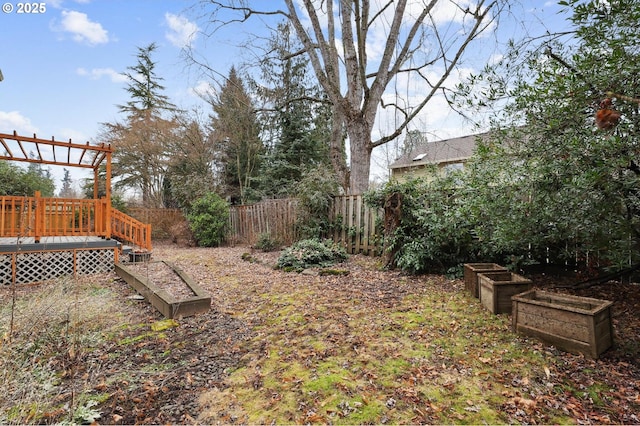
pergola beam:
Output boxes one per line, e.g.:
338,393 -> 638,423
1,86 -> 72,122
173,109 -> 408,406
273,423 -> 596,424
0,131 -> 112,168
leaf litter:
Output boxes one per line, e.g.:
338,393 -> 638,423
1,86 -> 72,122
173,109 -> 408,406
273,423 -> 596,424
0,242 -> 638,424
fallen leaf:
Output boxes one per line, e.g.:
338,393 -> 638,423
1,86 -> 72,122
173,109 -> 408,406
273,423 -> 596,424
511,396 -> 537,411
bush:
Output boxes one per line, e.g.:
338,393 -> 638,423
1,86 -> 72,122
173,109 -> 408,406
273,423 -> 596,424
186,192 -> 229,247
365,177 -> 480,274
276,239 -> 347,271
254,232 -> 280,252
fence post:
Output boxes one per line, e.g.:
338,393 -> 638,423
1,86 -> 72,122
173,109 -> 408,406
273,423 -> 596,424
104,197 -> 112,239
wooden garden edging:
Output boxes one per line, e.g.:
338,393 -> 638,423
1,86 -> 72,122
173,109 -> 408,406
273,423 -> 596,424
115,261 -> 210,319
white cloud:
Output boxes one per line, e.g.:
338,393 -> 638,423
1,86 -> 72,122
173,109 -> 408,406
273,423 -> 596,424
56,10 -> 109,45
76,67 -> 127,83
57,128 -> 90,148
165,13 -> 199,48
488,53 -> 503,66
188,80 -> 216,99
0,111 -> 38,134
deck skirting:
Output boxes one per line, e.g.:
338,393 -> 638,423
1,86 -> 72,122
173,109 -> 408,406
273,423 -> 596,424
0,237 -> 120,285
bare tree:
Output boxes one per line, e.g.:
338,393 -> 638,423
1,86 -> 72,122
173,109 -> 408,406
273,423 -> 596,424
199,0 -> 501,193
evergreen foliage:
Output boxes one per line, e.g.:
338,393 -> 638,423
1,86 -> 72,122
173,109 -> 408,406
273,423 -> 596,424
365,176 -> 477,275
209,67 -> 263,204
186,192 -> 229,247
276,238 -> 347,271
58,168 -> 75,198
0,161 -> 55,197
294,165 -> 341,239
371,0 -> 640,274
256,21 -> 332,198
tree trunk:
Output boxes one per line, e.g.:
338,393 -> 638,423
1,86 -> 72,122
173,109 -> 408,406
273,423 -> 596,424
329,105 -> 350,193
347,121 -> 373,194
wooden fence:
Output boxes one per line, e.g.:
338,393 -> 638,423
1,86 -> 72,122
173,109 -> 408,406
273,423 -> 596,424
329,195 -> 383,255
228,198 -> 300,246
126,197 -> 383,254
228,196 -> 384,254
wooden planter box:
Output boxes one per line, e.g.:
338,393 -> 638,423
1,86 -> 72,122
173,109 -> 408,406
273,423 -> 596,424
464,263 -> 507,298
478,271 -> 532,314
115,261 -> 211,319
129,251 -> 151,263
512,290 -> 613,359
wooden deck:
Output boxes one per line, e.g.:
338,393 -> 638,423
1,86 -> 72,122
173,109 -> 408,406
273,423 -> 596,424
0,236 -> 120,252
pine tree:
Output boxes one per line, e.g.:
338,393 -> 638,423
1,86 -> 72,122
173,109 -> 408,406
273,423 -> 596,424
59,168 -> 75,198
256,21 -> 332,198
103,43 -> 179,207
209,67 -> 263,204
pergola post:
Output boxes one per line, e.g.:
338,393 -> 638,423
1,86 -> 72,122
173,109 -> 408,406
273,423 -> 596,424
105,151 -> 112,238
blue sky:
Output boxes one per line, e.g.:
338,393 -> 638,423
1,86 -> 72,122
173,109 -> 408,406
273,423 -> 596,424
0,0 -> 570,190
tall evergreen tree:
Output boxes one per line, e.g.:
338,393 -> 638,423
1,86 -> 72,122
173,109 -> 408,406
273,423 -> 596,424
209,67 -> 263,204
256,21 -> 332,198
102,43 -> 179,208
58,168 -> 75,198
119,43 -> 175,114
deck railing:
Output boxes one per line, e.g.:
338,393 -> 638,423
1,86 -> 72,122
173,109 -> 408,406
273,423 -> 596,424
0,192 -> 152,251
111,208 -> 152,251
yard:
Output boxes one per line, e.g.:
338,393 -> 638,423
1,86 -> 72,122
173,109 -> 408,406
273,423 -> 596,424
1,243 -> 639,424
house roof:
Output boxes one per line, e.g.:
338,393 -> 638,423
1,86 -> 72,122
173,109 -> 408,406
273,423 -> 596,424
389,131 -> 489,169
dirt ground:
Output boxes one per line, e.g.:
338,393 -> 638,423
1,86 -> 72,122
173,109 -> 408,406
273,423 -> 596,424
2,242 -> 639,424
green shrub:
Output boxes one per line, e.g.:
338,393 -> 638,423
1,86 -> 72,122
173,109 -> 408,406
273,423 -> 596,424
186,192 -> 229,247
254,232 -> 279,252
294,166 -> 340,239
365,177 -> 480,274
276,239 -> 347,271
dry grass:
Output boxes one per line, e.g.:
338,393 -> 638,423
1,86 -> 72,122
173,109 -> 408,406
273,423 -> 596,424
0,275 -> 137,424
0,244 -> 638,424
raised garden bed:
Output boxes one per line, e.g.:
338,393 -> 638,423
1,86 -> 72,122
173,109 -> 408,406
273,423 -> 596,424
464,263 -> 507,298
478,271 -> 532,314
512,289 -> 613,359
115,260 -> 211,319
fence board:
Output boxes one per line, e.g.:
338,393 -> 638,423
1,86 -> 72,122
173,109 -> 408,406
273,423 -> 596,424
330,195 -> 383,255
228,196 -> 383,254
228,199 -> 299,246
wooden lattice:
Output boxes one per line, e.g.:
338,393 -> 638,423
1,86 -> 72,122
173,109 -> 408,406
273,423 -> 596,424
0,248 -> 114,285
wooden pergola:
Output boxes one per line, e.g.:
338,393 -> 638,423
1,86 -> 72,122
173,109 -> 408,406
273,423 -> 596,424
0,131 -> 152,285
0,131 -> 151,251
0,130 -> 112,200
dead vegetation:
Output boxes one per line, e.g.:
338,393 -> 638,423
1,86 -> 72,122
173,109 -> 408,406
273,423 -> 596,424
0,243 -> 639,424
